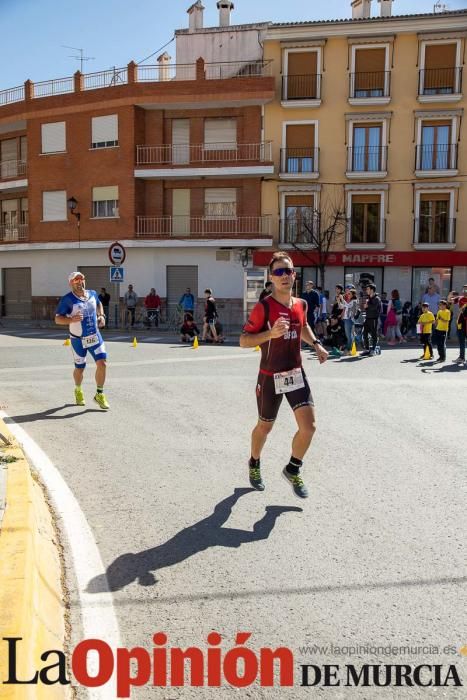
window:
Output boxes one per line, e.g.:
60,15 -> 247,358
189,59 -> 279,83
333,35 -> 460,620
350,195 -> 381,243
283,194 -> 315,244
282,123 -> 317,174
41,122 -> 66,154
92,186 -> 119,218
351,124 -> 382,172
0,198 -> 27,240
204,188 -> 236,217
91,115 -> 118,148
353,47 -> 387,98
412,268 -> 452,304
204,118 -> 236,151
420,42 -> 461,96
418,193 -> 450,244
43,191 -> 67,221
1,138 -> 18,178
419,122 -> 454,171
283,50 -> 320,100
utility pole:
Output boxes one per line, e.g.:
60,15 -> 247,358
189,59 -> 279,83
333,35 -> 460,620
62,45 -> 95,73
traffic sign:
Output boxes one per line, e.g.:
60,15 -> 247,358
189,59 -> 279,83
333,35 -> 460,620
110,266 -> 125,283
108,241 -> 126,265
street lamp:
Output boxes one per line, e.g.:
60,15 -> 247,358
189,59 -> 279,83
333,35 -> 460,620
67,196 -> 81,249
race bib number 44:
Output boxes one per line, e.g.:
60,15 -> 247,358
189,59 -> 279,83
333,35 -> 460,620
273,367 -> 304,395
82,333 -> 99,348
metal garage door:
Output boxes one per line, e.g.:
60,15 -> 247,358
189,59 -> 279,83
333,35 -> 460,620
166,265 -> 198,318
3,267 -> 31,318
78,266 -> 120,326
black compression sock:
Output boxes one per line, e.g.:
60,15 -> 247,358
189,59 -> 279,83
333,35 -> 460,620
249,457 -> 260,468
286,456 -> 303,476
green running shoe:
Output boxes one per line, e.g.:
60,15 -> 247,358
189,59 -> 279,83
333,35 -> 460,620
74,387 -> 85,406
93,392 -> 110,410
249,464 -> 265,491
282,467 -> 309,499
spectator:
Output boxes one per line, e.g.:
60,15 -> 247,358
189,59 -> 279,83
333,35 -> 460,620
144,288 -> 161,328
433,300 -> 451,363
301,280 -> 320,332
324,316 -> 346,355
417,302 -> 435,360
98,288 -> 110,326
426,277 -> 440,294
201,288 -> 219,342
379,292 -> 389,337
361,283 -> 381,357
332,285 -> 345,319
259,281 -> 273,301
452,288 -> 467,365
180,313 -> 199,342
124,284 -> 138,329
422,283 -> 441,315
179,287 -> 195,315
205,320 -> 224,343
386,289 -> 404,344
342,285 -> 359,353
319,289 -> 329,322
401,301 -> 412,337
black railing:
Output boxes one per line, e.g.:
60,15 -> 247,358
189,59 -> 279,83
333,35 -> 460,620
347,146 -> 387,172
415,143 -> 457,170
280,147 -> 319,174
282,74 -> 321,100
347,218 -> 386,245
349,71 -> 391,99
281,216 -> 318,244
413,217 -> 456,245
418,67 -> 462,96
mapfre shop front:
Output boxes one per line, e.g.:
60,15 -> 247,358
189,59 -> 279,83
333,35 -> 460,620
253,251 -> 467,302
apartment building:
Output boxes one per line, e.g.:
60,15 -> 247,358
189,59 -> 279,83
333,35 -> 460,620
0,1 -> 273,321
258,0 -> 467,303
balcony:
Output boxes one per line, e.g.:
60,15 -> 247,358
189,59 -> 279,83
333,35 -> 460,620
415,144 -> 458,176
346,146 -> 387,178
349,71 -> 391,105
346,218 -> 386,248
0,223 -> 28,242
135,142 -> 273,178
281,74 -> 322,106
281,216 -> 318,246
279,148 -> 319,179
413,217 -> 456,249
136,215 -> 271,239
0,160 -> 27,191
418,68 -> 462,102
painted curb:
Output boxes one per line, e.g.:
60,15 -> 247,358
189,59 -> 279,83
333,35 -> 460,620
0,419 -> 70,699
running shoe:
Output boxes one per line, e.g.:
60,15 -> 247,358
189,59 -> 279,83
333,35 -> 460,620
452,357 -> 464,364
74,387 -> 85,406
282,467 -> 309,499
93,393 -> 110,410
249,464 -> 265,491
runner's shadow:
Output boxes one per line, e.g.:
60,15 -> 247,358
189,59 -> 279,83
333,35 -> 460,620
421,364 -> 464,374
87,488 -> 302,592
6,404 -> 101,424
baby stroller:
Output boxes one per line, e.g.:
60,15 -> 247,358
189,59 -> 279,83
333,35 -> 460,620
354,310 -> 366,349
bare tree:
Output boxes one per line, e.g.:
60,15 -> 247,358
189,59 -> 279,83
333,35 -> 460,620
286,193 -> 347,289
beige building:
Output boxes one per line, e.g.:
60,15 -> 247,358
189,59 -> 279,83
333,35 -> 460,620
257,0 -> 467,302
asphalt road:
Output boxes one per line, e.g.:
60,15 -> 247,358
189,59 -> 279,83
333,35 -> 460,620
0,327 -> 466,699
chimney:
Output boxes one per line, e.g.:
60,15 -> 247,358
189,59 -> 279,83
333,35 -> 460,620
187,1 -> 204,31
157,52 -> 172,82
351,0 -> 371,19
378,0 -> 393,17
217,0 -> 234,27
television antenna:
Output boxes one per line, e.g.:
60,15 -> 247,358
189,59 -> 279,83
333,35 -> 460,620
62,45 -> 95,73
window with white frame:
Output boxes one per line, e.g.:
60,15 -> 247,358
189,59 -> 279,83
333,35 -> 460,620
415,190 -> 455,245
282,122 -> 318,174
41,122 -> 66,154
346,114 -> 389,175
415,113 -> 459,172
346,188 -> 386,245
91,115 -> 118,149
92,186 -> 119,218
204,118 -> 237,151
204,188 -> 236,217
43,191 -> 67,221
419,40 -> 461,96
283,193 -> 315,244
350,45 -> 390,99
283,49 -> 321,100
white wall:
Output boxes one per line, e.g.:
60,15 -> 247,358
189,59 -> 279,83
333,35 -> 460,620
176,28 -> 263,67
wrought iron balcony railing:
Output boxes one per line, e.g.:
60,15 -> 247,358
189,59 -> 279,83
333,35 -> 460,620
415,143 -> 458,171
349,71 -> 391,99
136,215 -> 271,237
413,217 -> 456,245
280,217 -> 318,245
0,223 -> 28,242
346,218 -> 386,245
281,74 -> 322,101
418,67 -> 462,96
280,147 -> 319,175
0,159 -> 27,179
347,146 -> 387,173
136,142 -> 272,165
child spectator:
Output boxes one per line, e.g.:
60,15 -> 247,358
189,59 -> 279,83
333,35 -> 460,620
180,313 -> 199,342
324,316 -> 346,355
418,302 -> 435,360
434,300 -> 451,363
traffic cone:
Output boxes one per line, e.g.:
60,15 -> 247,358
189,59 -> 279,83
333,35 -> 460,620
350,341 -> 357,356
423,345 -> 431,360
193,336 -> 199,349
132,337 -> 138,348
254,345 -> 261,352
63,337 -> 70,346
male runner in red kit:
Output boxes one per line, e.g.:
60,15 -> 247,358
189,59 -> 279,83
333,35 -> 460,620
240,251 -> 328,498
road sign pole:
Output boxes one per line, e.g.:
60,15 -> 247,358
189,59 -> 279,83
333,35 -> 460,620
115,282 -> 120,328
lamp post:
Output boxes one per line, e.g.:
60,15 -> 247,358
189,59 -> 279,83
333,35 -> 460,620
67,196 -> 81,248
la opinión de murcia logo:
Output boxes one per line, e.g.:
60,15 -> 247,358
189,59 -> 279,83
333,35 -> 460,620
1,635 -> 463,697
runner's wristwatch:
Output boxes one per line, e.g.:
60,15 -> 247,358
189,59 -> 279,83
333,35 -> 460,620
312,339 -> 322,346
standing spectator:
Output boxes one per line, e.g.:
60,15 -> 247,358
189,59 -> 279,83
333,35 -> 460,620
379,292 -> 389,337
259,281 -> 272,301
426,277 -> 440,294
301,280 -> 320,332
417,302 -> 435,360
386,289 -> 404,344
144,288 -> 161,327
124,284 -> 138,329
433,300 -> 451,363
179,287 -> 195,316
360,283 -> 381,356
452,287 -> 467,365
201,288 -> 219,342
342,286 -> 359,353
98,288 -> 110,327
422,282 -> 441,315
332,285 -> 345,319
319,289 -> 329,322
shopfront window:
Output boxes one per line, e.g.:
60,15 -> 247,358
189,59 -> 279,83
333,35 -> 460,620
296,267 -> 317,295
344,267 -> 384,295
412,267 -> 452,304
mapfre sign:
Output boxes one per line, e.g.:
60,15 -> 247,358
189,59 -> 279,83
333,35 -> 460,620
342,254 -> 394,264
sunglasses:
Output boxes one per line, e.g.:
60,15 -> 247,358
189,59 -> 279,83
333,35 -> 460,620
271,267 -> 295,277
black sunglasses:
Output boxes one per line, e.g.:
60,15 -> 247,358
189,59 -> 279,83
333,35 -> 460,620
271,267 -> 295,277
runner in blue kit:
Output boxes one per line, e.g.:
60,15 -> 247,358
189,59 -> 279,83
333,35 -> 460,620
55,271 -> 109,409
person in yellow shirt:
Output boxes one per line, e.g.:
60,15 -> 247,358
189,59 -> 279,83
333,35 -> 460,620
434,300 -> 451,363
418,302 -> 435,360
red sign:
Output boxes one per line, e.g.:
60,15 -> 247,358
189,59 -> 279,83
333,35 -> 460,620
108,241 -> 126,265
253,250 -> 467,268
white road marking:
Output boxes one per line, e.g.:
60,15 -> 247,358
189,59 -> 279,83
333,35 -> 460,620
0,411 -> 121,699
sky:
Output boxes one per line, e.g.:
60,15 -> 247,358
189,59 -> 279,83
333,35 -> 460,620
0,0 -> 466,91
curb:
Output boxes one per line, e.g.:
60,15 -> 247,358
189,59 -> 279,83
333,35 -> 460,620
0,419 -> 70,699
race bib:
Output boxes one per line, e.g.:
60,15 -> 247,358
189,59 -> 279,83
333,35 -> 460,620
82,333 -> 99,348
273,367 -> 304,395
